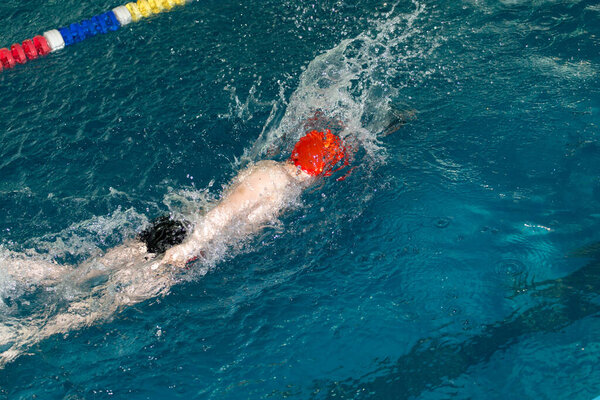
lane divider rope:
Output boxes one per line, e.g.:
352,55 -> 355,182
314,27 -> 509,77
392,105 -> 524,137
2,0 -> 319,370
0,0 -> 190,73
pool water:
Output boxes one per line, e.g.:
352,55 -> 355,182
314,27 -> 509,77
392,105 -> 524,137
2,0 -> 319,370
1,0 -> 600,398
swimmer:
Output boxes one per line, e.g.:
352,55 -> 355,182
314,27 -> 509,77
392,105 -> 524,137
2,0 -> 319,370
0,129 -> 349,365
3,129 -> 348,282
159,129 -> 348,267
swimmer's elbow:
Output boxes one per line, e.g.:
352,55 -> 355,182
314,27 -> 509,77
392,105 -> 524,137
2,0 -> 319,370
162,246 -> 188,268
165,231 -> 205,265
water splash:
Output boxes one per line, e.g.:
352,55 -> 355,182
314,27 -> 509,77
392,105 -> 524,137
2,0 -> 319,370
22,207 -> 148,263
244,1 -> 434,165
0,1 -> 442,367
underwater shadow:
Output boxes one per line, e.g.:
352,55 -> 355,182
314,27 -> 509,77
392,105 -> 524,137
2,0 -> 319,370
314,242 -> 600,399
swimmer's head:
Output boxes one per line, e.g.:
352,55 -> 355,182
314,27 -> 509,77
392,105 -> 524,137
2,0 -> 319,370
290,130 -> 348,177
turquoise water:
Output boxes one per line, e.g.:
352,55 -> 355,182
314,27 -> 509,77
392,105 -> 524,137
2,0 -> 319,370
1,0 -> 600,398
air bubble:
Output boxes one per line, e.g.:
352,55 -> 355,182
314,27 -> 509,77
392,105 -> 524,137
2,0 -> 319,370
435,217 -> 450,228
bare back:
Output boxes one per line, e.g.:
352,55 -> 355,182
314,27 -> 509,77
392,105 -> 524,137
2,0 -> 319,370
162,160 -> 311,266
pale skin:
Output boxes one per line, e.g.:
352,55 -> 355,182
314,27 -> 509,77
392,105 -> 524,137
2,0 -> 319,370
161,159 -> 313,267
0,159 -> 314,365
3,159 -> 313,284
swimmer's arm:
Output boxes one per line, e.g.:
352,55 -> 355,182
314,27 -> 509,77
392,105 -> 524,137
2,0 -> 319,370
0,251 -> 72,286
161,161 -> 309,268
161,172 -> 258,267
1,240 -> 150,287
161,162 -> 289,267
160,203 -> 235,267
74,240 -> 151,284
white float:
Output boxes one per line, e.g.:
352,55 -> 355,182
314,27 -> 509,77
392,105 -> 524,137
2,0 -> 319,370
43,30 -> 65,52
112,6 -> 133,26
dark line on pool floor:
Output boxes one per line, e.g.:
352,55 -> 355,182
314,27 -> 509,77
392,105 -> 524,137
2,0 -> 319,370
314,242 -> 600,399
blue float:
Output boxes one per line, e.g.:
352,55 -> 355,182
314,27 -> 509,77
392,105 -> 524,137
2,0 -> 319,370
105,12 -> 121,31
1,0 -> 191,73
69,23 -> 85,43
58,27 -> 74,46
79,20 -> 96,38
91,14 -> 109,34
62,12 -> 121,46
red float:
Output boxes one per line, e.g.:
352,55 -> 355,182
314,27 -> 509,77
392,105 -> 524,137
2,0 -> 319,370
0,48 -> 16,69
11,43 -> 27,64
22,39 -> 38,60
33,36 -> 51,56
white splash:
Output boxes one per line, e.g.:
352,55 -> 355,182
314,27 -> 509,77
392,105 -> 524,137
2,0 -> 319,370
0,1 -> 440,367
244,1 -> 432,165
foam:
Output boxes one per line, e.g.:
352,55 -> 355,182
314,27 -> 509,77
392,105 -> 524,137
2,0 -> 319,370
0,248 -> 22,302
244,1 -> 431,166
529,56 -> 597,81
0,1 -> 440,366
163,186 -> 216,220
23,207 -> 147,262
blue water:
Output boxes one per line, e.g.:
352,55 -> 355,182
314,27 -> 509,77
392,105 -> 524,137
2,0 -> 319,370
1,0 -> 600,398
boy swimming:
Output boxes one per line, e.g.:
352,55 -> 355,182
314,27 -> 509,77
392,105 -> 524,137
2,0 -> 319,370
0,129 -> 349,365
3,128 -> 348,279
158,128 -> 348,267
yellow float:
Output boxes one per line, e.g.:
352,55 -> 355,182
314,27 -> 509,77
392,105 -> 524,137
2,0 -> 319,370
136,0 -> 153,17
125,3 -> 143,21
147,0 -> 164,13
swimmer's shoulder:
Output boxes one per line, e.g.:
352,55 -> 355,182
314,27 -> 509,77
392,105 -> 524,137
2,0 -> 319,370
238,160 -> 286,180
239,160 -> 311,186
233,160 -> 279,183
258,160 -> 311,184
253,160 -> 281,169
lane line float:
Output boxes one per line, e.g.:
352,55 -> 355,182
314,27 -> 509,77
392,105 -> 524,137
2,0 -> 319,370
0,0 -> 191,73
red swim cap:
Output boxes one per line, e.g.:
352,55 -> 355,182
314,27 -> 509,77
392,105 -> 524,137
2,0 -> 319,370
290,130 -> 348,176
